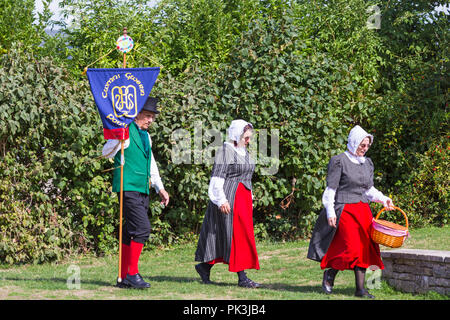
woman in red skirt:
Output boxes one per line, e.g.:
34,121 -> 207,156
195,120 -> 260,288
307,125 -> 395,298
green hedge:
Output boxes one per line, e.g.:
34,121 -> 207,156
0,45 -> 117,263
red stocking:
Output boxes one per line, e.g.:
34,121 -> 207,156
128,240 -> 144,276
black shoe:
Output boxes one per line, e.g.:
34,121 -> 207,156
322,269 -> 336,294
195,263 -> 212,284
122,273 -> 151,289
355,289 -> 375,299
238,278 -> 261,289
116,278 -> 130,288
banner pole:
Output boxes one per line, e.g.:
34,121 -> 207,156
118,139 -> 125,283
117,26 -> 128,284
123,27 -> 127,69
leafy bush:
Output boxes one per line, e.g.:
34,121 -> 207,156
380,137 -> 449,227
215,14 -> 383,238
366,2 -> 449,226
55,0 -> 271,76
148,13 -> 381,241
0,45 -> 116,263
0,0 -> 39,51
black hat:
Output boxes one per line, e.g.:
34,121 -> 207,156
142,97 -> 160,114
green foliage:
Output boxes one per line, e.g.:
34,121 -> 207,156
369,1 -> 448,179
214,13 -> 382,238
366,1 -> 449,227
148,12 -> 381,242
0,0 -> 54,54
0,45 -> 117,263
292,0 -> 385,92
0,0 -> 36,52
148,0 -> 264,74
54,0 -> 154,72
383,137 -> 449,227
53,0 -> 270,76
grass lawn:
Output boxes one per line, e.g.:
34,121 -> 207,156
0,225 -> 448,300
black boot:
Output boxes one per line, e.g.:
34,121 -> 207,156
322,268 -> 338,294
237,271 -> 261,288
122,273 -> 151,289
116,278 -> 130,288
354,266 -> 375,298
195,263 -> 213,284
355,288 -> 375,299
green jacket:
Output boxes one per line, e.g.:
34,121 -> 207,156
112,122 -> 151,194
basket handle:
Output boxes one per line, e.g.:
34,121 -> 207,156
375,206 -> 409,230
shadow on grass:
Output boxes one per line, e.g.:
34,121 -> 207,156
147,275 -> 354,296
2,276 -> 111,287
147,275 -> 199,283
3,274 -> 230,289
262,282 -> 355,295
147,275 -> 239,288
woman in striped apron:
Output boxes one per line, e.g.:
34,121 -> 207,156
195,119 -> 260,288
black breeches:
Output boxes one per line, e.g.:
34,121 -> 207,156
118,191 -> 151,245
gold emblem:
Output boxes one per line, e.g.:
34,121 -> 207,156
111,85 -> 138,118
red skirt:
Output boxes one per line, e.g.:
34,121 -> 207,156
321,202 -> 384,271
207,183 -> 260,272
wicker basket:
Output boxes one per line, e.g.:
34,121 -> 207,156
370,206 -> 409,248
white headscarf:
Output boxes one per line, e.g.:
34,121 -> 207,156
346,125 -> 373,163
227,119 -> 252,142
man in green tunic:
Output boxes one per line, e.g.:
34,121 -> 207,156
102,97 -> 169,289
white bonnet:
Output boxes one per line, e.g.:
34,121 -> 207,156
227,119 -> 253,142
347,125 -> 374,154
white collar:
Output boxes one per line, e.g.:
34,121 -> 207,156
225,141 -> 246,156
344,151 -> 366,164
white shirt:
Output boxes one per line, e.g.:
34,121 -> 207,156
322,152 -> 391,219
102,135 -> 164,193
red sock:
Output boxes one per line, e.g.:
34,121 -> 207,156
120,243 -> 130,280
128,240 -> 144,276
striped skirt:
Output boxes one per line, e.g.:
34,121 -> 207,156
195,183 -> 259,272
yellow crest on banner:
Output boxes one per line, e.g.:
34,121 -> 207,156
111,85 -> 138,118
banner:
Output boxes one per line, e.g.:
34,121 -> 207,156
87,67 -> 160,139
